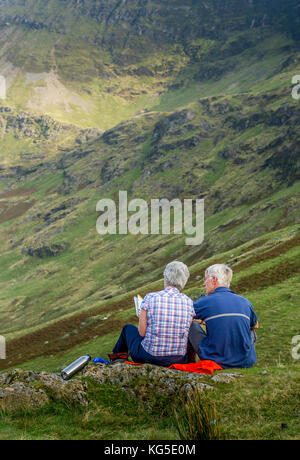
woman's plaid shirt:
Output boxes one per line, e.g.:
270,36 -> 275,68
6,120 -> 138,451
141,286 -> 195,356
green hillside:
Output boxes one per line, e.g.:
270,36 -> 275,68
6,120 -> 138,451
0,82 -> 299,340
0,0 -> 299,441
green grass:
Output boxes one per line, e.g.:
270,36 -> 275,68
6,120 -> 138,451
202,156 -> 227,186
0,364 -> 298,440
0,379 -> 182,440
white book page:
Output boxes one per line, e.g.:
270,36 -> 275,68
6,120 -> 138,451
134,295 -> 143,317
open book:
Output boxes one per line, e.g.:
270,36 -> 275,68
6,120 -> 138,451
134,294 -> 143,317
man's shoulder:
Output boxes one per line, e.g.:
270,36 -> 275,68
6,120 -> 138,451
194,289 -> 252,306
212,287 -> 250,301
228,290 -> 252,305
194,295 -> 210,307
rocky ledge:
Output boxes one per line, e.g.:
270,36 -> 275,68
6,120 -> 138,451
0,364 -> 241,412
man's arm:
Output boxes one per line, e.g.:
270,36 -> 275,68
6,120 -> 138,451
249,303 -> 258,330
193,297 -> 207,321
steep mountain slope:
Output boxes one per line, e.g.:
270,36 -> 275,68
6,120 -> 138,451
0,0 -> 299,128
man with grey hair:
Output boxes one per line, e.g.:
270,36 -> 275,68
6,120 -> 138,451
111,261 -> 195,366
189,264 -> 258,368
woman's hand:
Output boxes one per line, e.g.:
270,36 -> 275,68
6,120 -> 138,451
193,319 -> 206,326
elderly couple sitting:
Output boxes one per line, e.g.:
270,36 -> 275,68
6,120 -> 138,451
112,261 -> 259,369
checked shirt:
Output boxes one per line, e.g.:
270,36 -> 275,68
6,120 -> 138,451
141,286 -> 195,357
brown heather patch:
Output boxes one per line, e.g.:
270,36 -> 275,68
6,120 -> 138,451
0,200 -> 36,224
0,187 -> 38,224
0,187 -> 38,199
0,314 -> 138,371
232,258 -> 300,294
231,233 -> 300,272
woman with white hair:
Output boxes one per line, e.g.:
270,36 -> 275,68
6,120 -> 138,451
111,261 -> 195,366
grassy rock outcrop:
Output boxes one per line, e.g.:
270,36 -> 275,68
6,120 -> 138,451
0,364 -> 243,412
0,369 -> 88,411
83,363 -> 216,397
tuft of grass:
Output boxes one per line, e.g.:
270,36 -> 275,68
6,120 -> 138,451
175,390 -> 222,441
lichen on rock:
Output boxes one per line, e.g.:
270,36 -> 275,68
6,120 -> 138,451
83,363 -> 214,397
0,369 -> 88,412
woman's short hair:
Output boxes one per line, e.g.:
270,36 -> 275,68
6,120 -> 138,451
163,261 -> 190,291
205,264 -> 233,287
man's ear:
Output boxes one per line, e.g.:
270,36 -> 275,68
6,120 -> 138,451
212,276 -> 218,286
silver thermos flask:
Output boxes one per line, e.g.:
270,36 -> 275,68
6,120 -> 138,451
61,354 -> 91,380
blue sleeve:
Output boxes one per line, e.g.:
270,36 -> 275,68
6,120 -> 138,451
193,297 -> 206,319
249,303 -> 258,328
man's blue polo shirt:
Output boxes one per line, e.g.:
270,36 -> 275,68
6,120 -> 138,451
193,287 -> 258,369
